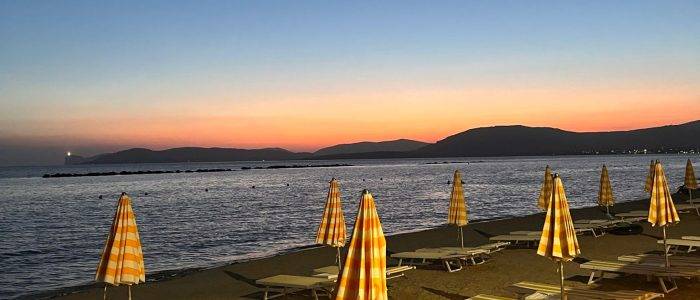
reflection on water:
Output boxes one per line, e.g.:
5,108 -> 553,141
0,155 -> 695,299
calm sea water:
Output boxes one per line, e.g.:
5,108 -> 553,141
0,155 -> 696,299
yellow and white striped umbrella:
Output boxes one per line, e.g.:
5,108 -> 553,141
686,159 -> 698,206
685,159 -> 697,190
316,178 -> 346,247
648,162 -> 679,227
538,175 -> 580,261
95,193 -> 145,299
335,190 -> 387,300
447,170 -> 468,247
648,162 -> 680,267
644,160 -> 655,194
538,175 -> 580,299
447,170 -> 468,226
315,178 -> 347,269
597,165 -> 614,209
537,165 -> 553,210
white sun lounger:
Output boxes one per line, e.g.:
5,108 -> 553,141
574,219 -> 609,224
580,260 -> 700,293
509,281 -> 664,299
255,275 -> 334,300
658,238 -> 700,254
414,247 -> 490,265
616,211 -> 648,221
682,236 -> 700,241
424,242 -> 510,253
618,253 -> 700,267
509,231 -> 541,236
489,235 -> 540,247
390,251 -> 467,272
467,294 -> 516,300
311,265 -> 415,280
675,203 -> 700,215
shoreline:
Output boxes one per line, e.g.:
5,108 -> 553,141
35,195 -> 687,300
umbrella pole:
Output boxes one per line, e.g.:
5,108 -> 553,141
336,247 -> 342,271
559,260 -> 566,300
128,285 -> 132,300
663,227 -> 670,268
459,226 -> 464,248
103,285 -> 107,300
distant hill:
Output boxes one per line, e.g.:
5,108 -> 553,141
313,139 -> 428,156
414,120 -> 700,157
73,120 -> 700,164
81,147 -> 310,164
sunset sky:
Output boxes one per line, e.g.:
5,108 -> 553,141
1,1 -> 699,164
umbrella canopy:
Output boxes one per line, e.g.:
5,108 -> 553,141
648,162 -> 680,268
685,159 -> 697,190
537,165 -> 553,210
597,165 -> 614,213
315,178 -> 347,247
335,190 -> 387,300
447,170 -> 468,248
644,160 -> 655,194
447,170 -> 468,226
538,175 -> 580,260
538,175 -> 580,299
95,193 -> 145,293
315,178 -> 347,270
648,162 -> 680,227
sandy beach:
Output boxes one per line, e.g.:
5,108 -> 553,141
47,192 -> 700,300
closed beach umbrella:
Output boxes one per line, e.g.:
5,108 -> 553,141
315,178 -> 347,270
538,174 -> 580,300
685,159 -> 698,203
447,170 -> 468,248
335,190 -> 387,300
648,162 -> 680,267
537,165 -> 553,210
95,193 -> 145,300
644,160 -> 655,194
597,165 -> 614,217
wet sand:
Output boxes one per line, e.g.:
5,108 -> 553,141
53,193 -> 700,299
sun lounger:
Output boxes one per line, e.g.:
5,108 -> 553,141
658,238 -> 700,254
618,253 -> 700,267
682,236 -> 700,241
574,219 -> 609,224
579,260 -> 700,293
574,223 -> 607,237
390,251 -> 466,272
312,265 -> 415,280
675,203 -> 700,215
489,235 -> 540,247
509,231 -> 541,236
255,275 -> 334,300
467,294 -> 516,300
509,225 -> 607,238
472,241 -> 510,253
414,247 -> 490,265
616,211 -> 648,221
509,281 -> 664,299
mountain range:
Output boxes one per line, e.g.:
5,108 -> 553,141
71,120 -> 700,164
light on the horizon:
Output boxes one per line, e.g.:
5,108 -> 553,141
67,151 -> 71,156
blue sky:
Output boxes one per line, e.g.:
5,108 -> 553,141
1,1 -> 699,165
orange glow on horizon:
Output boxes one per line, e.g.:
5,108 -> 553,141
5,86 -> 699,152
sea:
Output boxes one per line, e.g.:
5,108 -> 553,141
0,155 -> 696,299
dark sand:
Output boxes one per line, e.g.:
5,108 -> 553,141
53,194 -> 700,299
